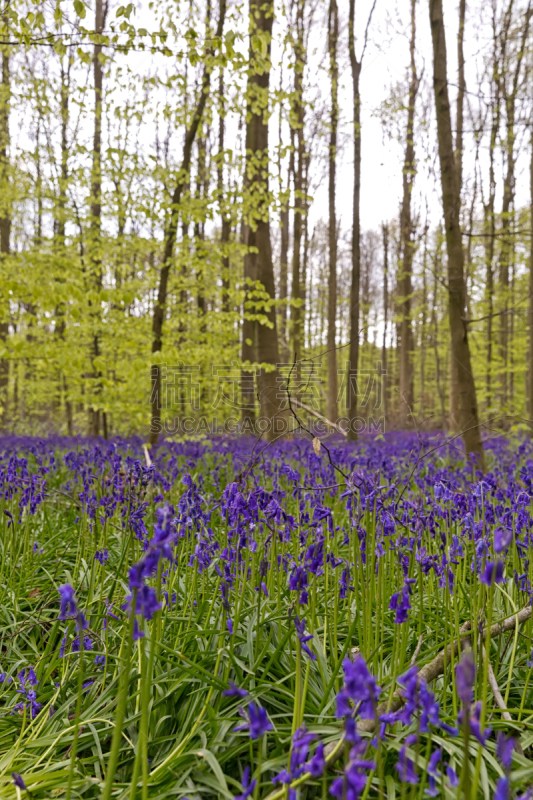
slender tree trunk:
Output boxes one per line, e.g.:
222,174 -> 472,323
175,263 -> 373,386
449,0 -> 466,429
277,52 -> 289,361
432,248 -> 446,428
420,228 -> 427,422
149,0 -> 226,445
55,56 -> 73,431
218,69 -> 231,315
398,0 -> 418,428
88,0 -> 107,437
347,1 -> 363,439
241,0 -> 283,438
429,0 -> 484,467
381,224 -> 389,424
497,0 -> 530,414
327,0 -> 338,424
529,128 -> 533,430
290,0 -> 305,373
484,15 -> 500,412
0,41 -> 9,429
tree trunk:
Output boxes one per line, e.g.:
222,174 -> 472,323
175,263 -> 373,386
497,0 -> 530,414
88,0 -> 107,437
484,21 -> 499,412
327,0 -> 338,424
290,0 -> 305,374
347,0 -> 361,440
241,0 -> 284,439
398,0 -> 418,428
449,0 -> 466,429
218,69 -> 231,315
381,223 -> 389,424
529,129 -> 533,430
149,0 -> 226,445
428,0 -> 484,467
0,41 -> 9,429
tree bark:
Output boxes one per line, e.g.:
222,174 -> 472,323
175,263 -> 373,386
218,69 -> 231,315
88,0 -> 107,437
429,0 -> 485,467
0,40 -> 9,429
381,224 -> 389,424
149,0 -> 226,445
529,128 -> 533,431
497,0 -> 531,413
449,0 -> 466,429
484,12 -> 500,412
398,0 -> 418,428
290,0 -> 305,375
242,0 -> 284,438
327,0 -> 338,424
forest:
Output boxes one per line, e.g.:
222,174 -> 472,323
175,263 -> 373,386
3,2 -> 533,800
0,0 -> 531,457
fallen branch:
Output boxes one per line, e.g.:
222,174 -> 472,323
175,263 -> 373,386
266,605 -> 532,800
289,397 -> 348,438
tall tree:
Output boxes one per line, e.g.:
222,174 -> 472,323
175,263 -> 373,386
327,0 -> 338,423
483,7 -> 501,412
149,0 -> 226,445
0,37 -> 9,429
88,0 -> 108,437
449,0 -> 466,428
428,0 -> 484,466
527,128 -> 533,434
347,0 -> 376,440
241,0 -> 284,438
290,0 -> 306,373
398,0 -> 419,427
381,223 -> 389,424
497,0 -> 531,410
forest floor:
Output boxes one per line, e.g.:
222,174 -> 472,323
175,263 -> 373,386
1,432 -> 533,799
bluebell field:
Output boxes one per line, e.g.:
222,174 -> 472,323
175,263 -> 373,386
1,432 -> 533,798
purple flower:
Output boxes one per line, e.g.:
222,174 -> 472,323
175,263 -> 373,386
494,527 -> 513,553
338,656 -> 381,720
58,584 -> 86,631
235,766 -> 256,800
467,702 -> 492,746
480,560 -> 505,586
494,776 -> 510,800
12,773 -> 26,790
293,616 -> 316,661
234,701 -> 273,740
306,742 -> 325,778
456,650 -> 475,707
58,584 -> 78,620
496,732 -> 515,770
223,681 -> 248,698
395,744 -> 418,784
446,765 -> 459,787
95,549 -> 109,564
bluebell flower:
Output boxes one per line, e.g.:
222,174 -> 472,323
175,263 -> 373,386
223,681 -> 248,698
234,701 -> 273,739
395,743 -> 418,785
293,616 -> 316,661
446,765 -> 459,787
306,742 -> 325,777
455,649 -> 475,707
494,527 -> 513,553
496,732 -> 515,770
494,776 -> 510,800
234,765 -> 256,800
12,773 -> 26,791
480,560 -> 504,585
